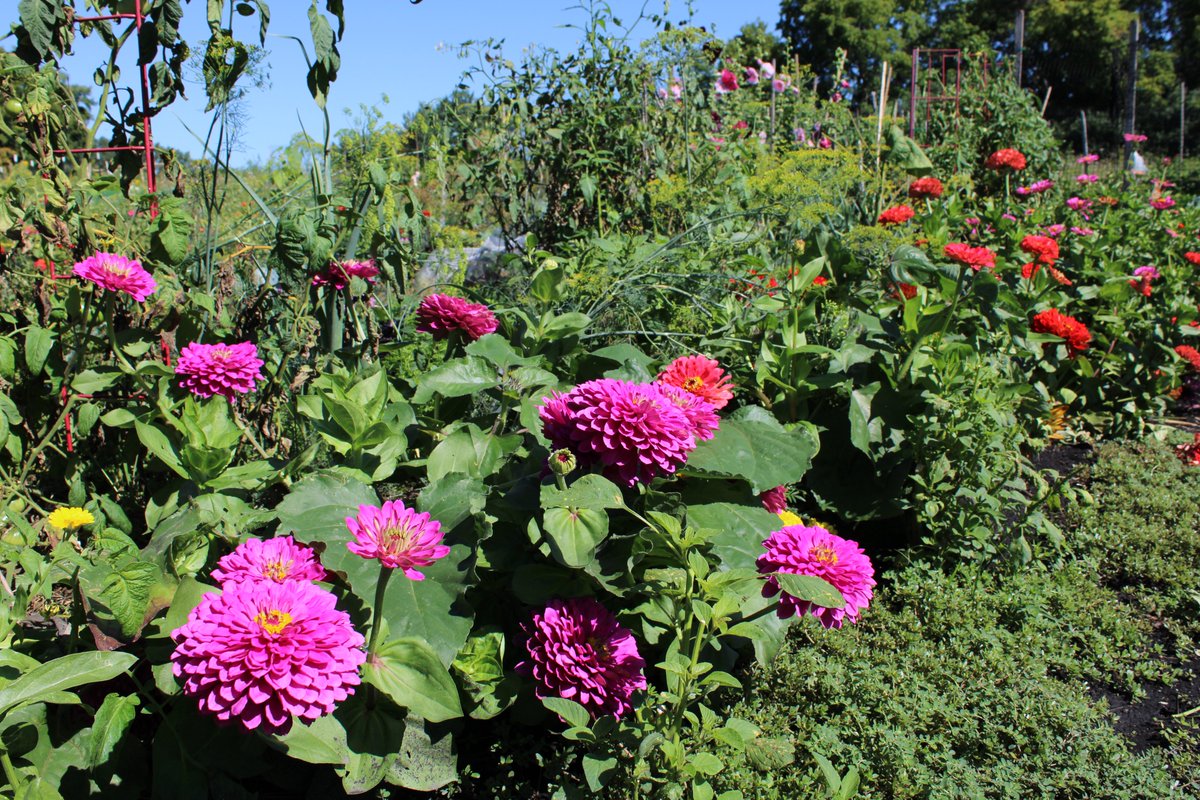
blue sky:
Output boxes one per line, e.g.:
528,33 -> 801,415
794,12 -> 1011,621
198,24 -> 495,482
36,0 -> 782,166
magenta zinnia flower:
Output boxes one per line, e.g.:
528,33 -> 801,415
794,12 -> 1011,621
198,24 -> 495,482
171,580 -> 365,734
657,383 -> 719,442
716,69 -> 739,94
759,485 -> 787,514
211,536 -> 326,585
756,524 -> 875,628
517,597 -> 646,719
311,259 -> 380,290
175,341 -> 265,401
415,293 -> 498,341
72,252 -> 157,302
539,379 -> 699,486
345,500 -> 450,580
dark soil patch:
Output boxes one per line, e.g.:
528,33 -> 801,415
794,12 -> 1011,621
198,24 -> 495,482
1091,654 -> 1200,753
1030,442 -> 1094,483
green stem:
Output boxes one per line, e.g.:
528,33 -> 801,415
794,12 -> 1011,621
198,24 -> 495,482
0,747 -> 23,792
367,566 -> 395,657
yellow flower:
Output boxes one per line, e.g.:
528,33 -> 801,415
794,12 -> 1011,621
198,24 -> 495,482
777,510 -> 805,527
47,506 -> 94,530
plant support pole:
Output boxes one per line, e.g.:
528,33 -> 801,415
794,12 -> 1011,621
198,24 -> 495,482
1122,18 -> 1139,174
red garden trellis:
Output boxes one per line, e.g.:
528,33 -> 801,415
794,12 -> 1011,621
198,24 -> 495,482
53,0 -> 166,452
57,0 -> 159,214
909,48 -> 989,145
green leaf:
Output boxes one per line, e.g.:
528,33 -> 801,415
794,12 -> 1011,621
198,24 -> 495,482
426,425 -> 504,482
413,357 -> 499,402
848,383 -> 881,456
691,752 -> 725,776
364,637 -> 463,723
541,696 -> 589,728
685,407 -> 819,493
71,368 -> 124,394
582,753 -> 618,791
277,474 -> 473,665
384,715 -> 458,792
540,474 -> 624,511
772,573 -> 845,609
150,197 -> 195,264
273,714 -> 348,765
164,578 -> 218,635
885,124 -> 933,175
24,327 -> 54,376
744,736 -> 795,771
465,334 -> 539,369
541,507 -> 608,568
0,652 -> 136,716
417,473 -> 487,532
135,421 -> 189,479
86,693 -> 139,768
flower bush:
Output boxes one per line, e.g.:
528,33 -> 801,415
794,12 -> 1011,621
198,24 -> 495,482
2,1 -> 1199,797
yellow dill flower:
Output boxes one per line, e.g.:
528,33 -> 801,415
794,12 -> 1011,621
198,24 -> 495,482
47,506 -> 94,530
1047,404 -> 1069,441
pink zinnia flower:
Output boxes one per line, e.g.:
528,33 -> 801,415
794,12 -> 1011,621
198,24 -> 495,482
1076,174 -> 1099,183
756,524 -> 875,628
1043,224 -> 1066,238
72,252 -> 157,302
772,76 -> 791,93
657,354 -> 734,409
1015,179 -> 1053,196
1123,133 -> 1148,143
311,260 -> 380,290
657,383 -> 719,442
1066,196 -> 1092,213
517,597 -> 646,719
744,66 -> 759,85
1133,265 -> 1160,280
1151,197 -> 1175,211
211,536 -> 326,585
716,69 -> 739,93
1070,226 -> 1095,236
759,485 -> 787,514
539,379 -> 698,486
176,341 -> 264,401
1077,154 -> 1099,164
415,293 -> 498,341
171,580 -> 365,734
345,500 -> 450,580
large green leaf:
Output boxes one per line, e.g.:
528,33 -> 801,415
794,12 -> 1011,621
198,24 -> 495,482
773,573 -> 845,609
363,637 -> 463,723
0,652 -> 136,716
277,473 -> 474,666
24,327 -> 54,376
426,425 -> 505,482
86,693 -> 139,769
685,407 -> 819,493
412,357 -> 499,403
384,716 -> 458,792
540,507 -> 608,568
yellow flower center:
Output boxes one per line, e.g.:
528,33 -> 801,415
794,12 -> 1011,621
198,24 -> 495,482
102,263 -> 132,278
255,609 -> 293,635
811,544 -> 839,565
261,559 -> 293,581
212,348 -> 232,360
381,523 -> 419,556
682,376 -> 705,392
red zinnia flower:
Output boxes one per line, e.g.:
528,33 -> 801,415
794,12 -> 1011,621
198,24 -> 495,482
1176,345 -> 1200,371
415,294 -> 498,341
1177,433 -> 1200,466
891,282 -> 918,300
908,177 -> 943,199
985,148 -> 1027,171
657,355 -> 734,409
1019,235 -> 1059,265
943,243 -> 996,271
877,205 -> 915,225
1185,252 -> 1200,266
1031,309 -> 1091,356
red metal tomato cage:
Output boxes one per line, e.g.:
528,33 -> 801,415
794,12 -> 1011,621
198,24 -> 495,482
56,0 -> 159,215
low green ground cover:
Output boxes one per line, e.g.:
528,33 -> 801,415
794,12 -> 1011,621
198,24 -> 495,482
717,439 -> 1200,799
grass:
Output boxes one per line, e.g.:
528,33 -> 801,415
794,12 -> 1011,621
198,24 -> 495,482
718,438 -> 1200,799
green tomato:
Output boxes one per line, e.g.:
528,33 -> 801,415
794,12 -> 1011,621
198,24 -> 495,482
7,498 -> 25,513
3,99 -> 22,115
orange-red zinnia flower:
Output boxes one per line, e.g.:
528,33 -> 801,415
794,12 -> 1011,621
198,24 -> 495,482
657,355 -> 734,409
1031,309 -> 1091,356
877,205 -> 915,225
943,243 -> 996,271
986,148 -> 1027,171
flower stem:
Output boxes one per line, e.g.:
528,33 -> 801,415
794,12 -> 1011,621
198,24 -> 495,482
367,566 -> 394,657
0,748 -> 23,792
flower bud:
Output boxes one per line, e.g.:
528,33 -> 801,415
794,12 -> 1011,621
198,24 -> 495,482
548,449 -> 576,476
